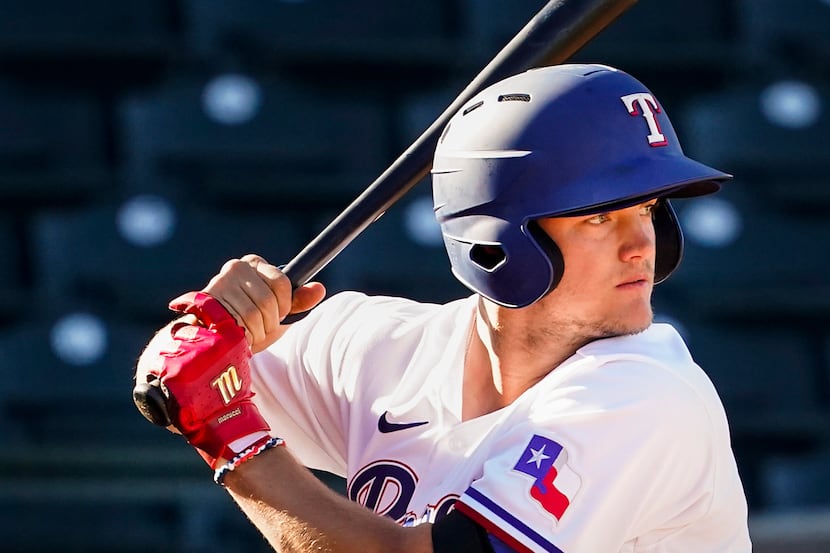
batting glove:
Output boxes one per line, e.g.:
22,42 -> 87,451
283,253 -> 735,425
152,291 -> 271,469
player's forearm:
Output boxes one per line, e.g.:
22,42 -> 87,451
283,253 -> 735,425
224,445 -> 433,553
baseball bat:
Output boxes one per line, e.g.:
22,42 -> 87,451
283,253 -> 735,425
134,0 -> 638,427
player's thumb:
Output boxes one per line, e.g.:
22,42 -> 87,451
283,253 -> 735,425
290,282 -> 326,316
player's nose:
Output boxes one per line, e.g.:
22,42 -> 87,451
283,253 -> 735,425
618,209 -> 656,263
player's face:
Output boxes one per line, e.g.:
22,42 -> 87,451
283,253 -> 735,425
532,200 -> 658,341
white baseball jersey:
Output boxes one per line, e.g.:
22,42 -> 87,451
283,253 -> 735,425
250,292 -> 751,553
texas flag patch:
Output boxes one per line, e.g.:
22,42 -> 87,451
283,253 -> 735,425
513,435 -> 581,522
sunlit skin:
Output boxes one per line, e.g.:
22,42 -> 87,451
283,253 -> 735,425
463,199 -> 659,418
522,199 -> 658,342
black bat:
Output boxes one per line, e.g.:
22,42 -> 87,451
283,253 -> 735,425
134,0 -> 638,427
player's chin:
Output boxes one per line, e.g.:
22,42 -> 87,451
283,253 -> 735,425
609,303 -> 654,337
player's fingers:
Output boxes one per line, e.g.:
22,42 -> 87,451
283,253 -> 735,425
237,254 -> 293,335
243,255 -> 294,322
203,257 -> 271,346
248,282 -> 325,353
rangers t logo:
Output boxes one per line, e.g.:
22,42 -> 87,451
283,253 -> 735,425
621,92 -> 668,147
513,434 -> 581,522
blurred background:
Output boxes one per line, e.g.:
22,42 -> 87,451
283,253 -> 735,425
0,0 -> 827,551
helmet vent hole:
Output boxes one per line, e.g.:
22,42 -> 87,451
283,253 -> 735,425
470,244 -> 506,272
462,100 -> 484,115
498,93 -> 531,103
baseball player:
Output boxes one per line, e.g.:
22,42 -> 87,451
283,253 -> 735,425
136,64 -> 752,552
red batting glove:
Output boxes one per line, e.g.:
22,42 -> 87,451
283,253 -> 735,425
153,291 -> 271,469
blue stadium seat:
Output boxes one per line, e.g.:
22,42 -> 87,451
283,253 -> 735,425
323,188 -> 469,304
0,78 -> 108,203
759,447 -> 830,511
680,77 -> 830,211
29,197 -> 307,323
465,0 -> 732,69
118,72 -> 387,208
660,181 -> 830,320
682,323 -> 822,426
0,306 -> 159,444
0,215 -> 28,323
182,0 -> 455,68
0,474 -> 269,553
735,0 -> 830,65
0,0 -> 177,63
680,320 -> 828,511
680,79 -> 830,183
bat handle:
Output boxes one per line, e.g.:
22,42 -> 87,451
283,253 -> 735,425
133,378 -> 173,427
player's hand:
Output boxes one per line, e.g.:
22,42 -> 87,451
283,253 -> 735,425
202,254 -> 326,353
152,291 -> 272,468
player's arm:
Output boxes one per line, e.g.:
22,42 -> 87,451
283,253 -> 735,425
137,256 -> 498,553
221,444 -> 431,552
222,445 -> 499,553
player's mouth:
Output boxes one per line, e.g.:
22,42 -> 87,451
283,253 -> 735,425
616,274 -> 651,289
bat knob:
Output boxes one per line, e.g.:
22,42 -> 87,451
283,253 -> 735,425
133,378 -> 173,427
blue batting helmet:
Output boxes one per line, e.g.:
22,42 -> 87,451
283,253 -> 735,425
432,64 -> 731,308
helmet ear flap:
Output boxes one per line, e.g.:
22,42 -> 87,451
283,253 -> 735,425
526,220 -> 564,293
444,220 -> 564,308
653,200 -> 683,283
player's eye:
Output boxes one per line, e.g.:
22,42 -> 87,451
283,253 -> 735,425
641,201 -> 659,217
587,213 -> 611,224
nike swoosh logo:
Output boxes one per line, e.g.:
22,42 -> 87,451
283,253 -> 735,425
377,411 -> 429,434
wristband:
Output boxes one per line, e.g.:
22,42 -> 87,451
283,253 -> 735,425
214,436 -> 286,486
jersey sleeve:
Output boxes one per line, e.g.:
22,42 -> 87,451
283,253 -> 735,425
248,292 -> 370,476
454,359 -> 725,553
248,292 -> 434,477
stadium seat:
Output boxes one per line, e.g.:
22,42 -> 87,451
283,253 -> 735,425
0,305 -> 159,444
660,181 -> 830,321
735,0 -> 830,65
0,78 -> 109,203
29,197 -> 307,324
182,0 -> 455,69
323,187 -> 469,304
759,447 -> 830,511
0,0 -> 177,64
680,319 -> 827,510
682,322 -> 822,426
0,215 -> 29,323
0,460 -> 252,553
118,72 -> 387,209
464,0 -> 732,70
679,78 -> 830,186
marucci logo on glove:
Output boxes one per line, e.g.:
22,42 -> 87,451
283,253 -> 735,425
212,365 -> 243,405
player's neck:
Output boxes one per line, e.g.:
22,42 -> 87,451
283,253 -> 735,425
460,300 -> 577,421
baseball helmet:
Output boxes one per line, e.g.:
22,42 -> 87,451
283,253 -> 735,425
431,64 -> 732,308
